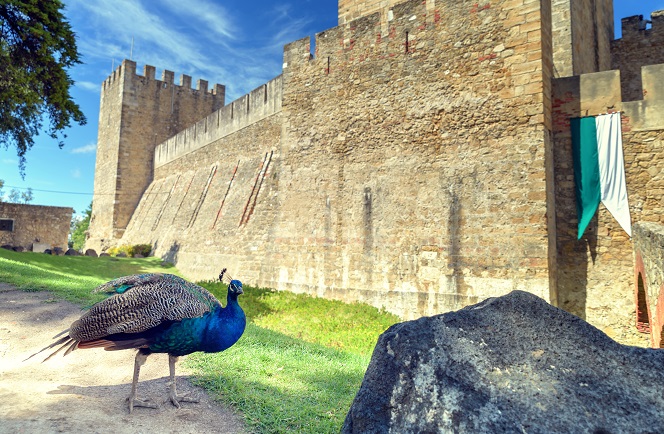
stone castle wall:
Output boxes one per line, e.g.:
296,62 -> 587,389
119,0 -> 556,320
0,203 -> 72,250
270,0 -> 554,318
87,61 -> 225,251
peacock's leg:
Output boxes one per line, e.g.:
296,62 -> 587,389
128,349 -> 158,413
168,354 -> 199,408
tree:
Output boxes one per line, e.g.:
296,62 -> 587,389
0,0 -> 86,176
6,186 -> 32,203
70,201 -> 91,250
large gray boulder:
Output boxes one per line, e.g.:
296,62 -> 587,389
342,290 -> 664,434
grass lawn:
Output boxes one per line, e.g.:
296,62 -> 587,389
0,248 -> 399,433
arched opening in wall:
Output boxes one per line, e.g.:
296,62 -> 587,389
636,272 -> 650,334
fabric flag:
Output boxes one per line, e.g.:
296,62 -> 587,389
570,112 -> 631,239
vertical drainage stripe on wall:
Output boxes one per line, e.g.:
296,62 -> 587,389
127,182 -> 155,234
172,172 -> 196,226
188,165 -> 218,228
239,151 -> 269,227
137,180 -> 163,232
244,150 -> 273,226
152,175 -> 180,231
212,160 -> 240,229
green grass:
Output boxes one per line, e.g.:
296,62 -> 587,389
0,248 -> 178,304
0,248 -> 399,433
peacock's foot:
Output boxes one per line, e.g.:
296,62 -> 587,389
127,396 -> 159,413
169,391 -> 199,408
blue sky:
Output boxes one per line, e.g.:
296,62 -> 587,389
0,0 -> 660,217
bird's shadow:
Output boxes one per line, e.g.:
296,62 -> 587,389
47,375 -> 203,408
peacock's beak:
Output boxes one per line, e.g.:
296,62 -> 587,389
229,279 -> 243,294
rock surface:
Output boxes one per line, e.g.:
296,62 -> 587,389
342,291 -> 664,434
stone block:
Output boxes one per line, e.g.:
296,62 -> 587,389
343,291 -> 664,433
32,243 -> 50,253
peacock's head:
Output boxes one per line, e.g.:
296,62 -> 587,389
228,279 -> 243,296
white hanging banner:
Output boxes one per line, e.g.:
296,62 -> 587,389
595,112 -> 631,237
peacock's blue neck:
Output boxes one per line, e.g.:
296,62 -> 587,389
201,298 -> 246,353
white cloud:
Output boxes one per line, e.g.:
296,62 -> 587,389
70,143 -> 97,154
71,168 -> 82,178
159,0 -> 236,41
2,158 -> 17,165
75,81 -> 100,92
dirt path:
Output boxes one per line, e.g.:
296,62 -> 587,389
0,284 -> 247,434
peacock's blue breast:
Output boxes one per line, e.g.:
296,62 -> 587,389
148,316 -> 209,356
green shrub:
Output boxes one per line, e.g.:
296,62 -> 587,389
132,244 -> 152,257
106,244 -> 152,258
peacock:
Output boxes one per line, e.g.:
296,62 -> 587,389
28,268 -> 246,413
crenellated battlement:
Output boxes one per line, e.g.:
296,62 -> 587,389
284,0 -> 469,72
101,59 -> 225,96
611,9 -> 664,102
619,10 -> 664,40
154,75 -> 283,168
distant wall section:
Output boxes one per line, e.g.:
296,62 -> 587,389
0,203 -> 72,250
611,10 -> 664,101
633,222 -> 664,347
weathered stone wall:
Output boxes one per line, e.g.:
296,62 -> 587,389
633,222 -> 664,347
87,60 -> 225,252
611,10 -> 664,101
552,65 -> 664,344
94,1 -> 664,333
153,76 -> 282,170
117,0 -> 555,320
0,203 -> 72,250
121,112 -> 281,278
267,0 -> 554,319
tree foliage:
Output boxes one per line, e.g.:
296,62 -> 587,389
70,201 -> 91,250
0,178 -> 32,203
0,0 -> 86,176
6,186 -> 32,203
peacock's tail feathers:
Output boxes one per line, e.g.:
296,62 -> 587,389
78,337 -> 150,351
24,332 -> 80,362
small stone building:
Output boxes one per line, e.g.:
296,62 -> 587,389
0,203 -> 73,251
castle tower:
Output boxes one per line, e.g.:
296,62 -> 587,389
550,0 -> 614,77
86,60 -> 225,252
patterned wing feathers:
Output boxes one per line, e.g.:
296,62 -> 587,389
70,276 -> 220,342
92,273 -> 167,295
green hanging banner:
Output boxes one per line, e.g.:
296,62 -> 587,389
570,117 -> 601,240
